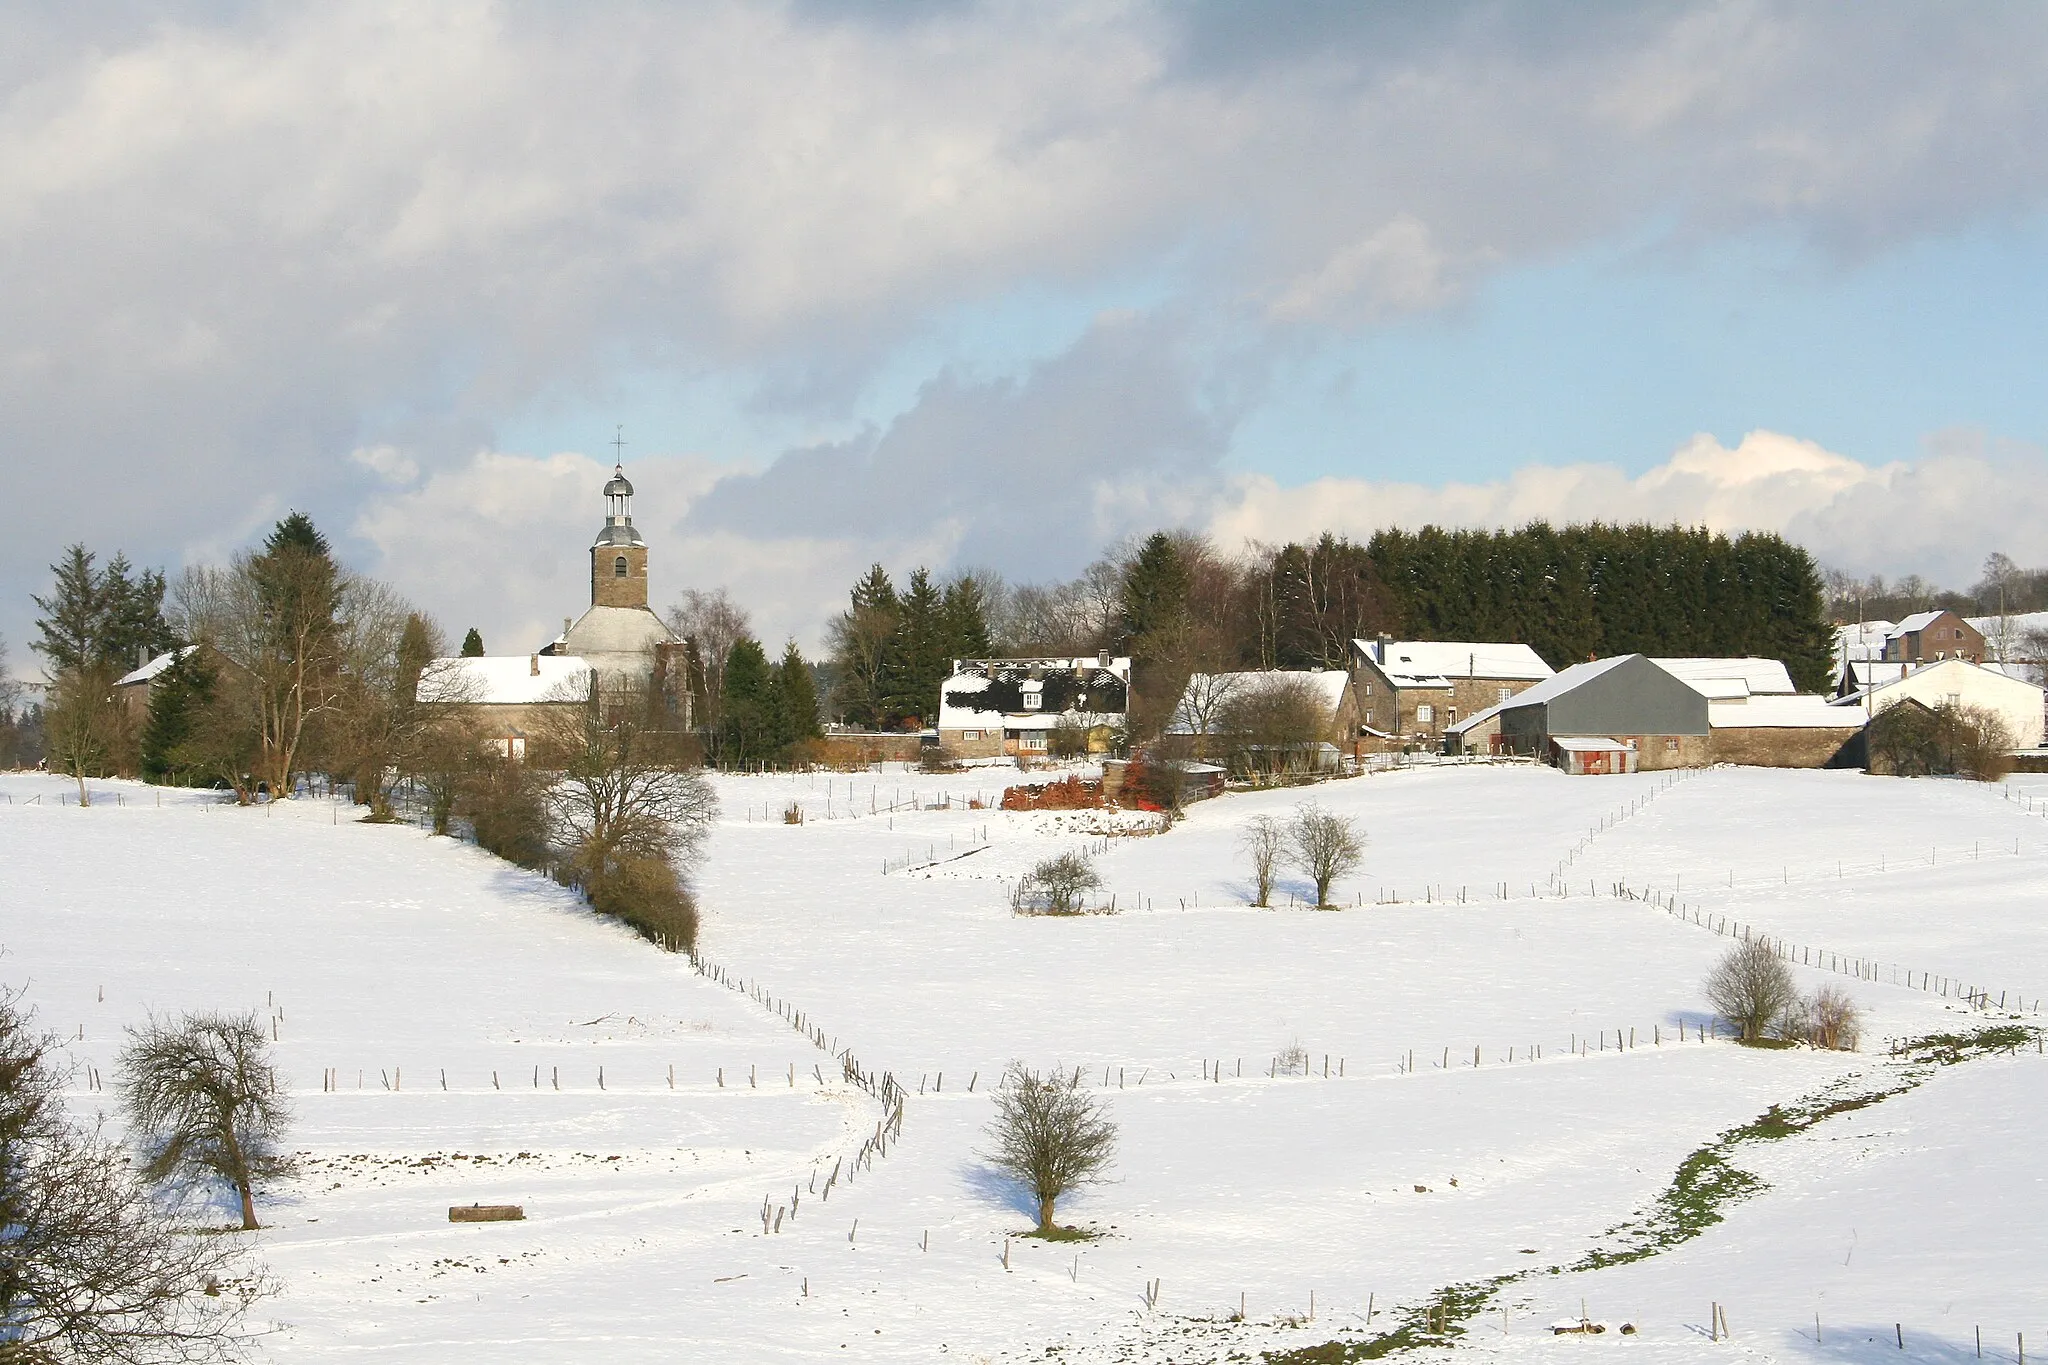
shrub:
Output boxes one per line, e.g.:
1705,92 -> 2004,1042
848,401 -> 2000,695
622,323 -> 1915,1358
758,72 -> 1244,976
1240,815 -> 1285,908
981,1063 -> 1117,1234
920,744 -> 963,774
1868,699 -> 2014,781
1016,851 -> 1102,915
118,1011 -> 291,1230
459,753 -> 552,867
1290,803 -> 1364,907
581,851 -> 699,954
783,801 -> 804,825
1047,716 -> 1094,759
1703,939 -> 1799,1043
1803,985 -> 1864,1051
1275,1040 -> 1309,1075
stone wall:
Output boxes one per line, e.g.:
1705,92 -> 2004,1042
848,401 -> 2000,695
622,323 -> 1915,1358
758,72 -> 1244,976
1709,725 -> 1863,769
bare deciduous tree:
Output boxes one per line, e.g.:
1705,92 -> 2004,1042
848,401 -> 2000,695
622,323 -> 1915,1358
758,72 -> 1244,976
1015,851 -> 1102,915
982,1063 -> 1117,1234
1240,814 -> 1284,908
1289,802 -> 1363,907
537,672 -> 718,876
1217,674 -> 1329,785
0,989 -> 267,1361
1702,939 -> 1799,1043
1803,985 -> 1864,1051
42,662 -> 126,806
667,588 -> 752,755
118,1011 -> 291,1231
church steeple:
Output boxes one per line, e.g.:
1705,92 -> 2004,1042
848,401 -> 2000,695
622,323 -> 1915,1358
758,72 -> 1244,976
591,463 -> 649,609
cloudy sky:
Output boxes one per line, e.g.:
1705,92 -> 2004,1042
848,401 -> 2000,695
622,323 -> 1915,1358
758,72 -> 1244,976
7,2 -> 2048,672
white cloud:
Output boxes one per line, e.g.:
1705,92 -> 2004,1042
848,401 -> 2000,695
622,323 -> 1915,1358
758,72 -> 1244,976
349,444 -> 419,487
1207,429 -> 2048,586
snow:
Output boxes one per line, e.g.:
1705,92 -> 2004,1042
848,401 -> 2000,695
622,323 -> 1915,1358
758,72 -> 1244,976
1708,695 -> 1863,729
1651,657 -> 1797,696
115,645 -> 197,687
420,654 -> 591,705
3,760 -> 2046,1362
1357,640 -> 1555,682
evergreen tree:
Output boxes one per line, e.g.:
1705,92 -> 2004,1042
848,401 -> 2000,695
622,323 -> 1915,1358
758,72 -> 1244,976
140,649 -> 217,785
720,638 -> 776,766
828,565 -> 899,729
775,641 -> 823,748
1117,533 -> 1191,650
460,628 -> 485,657
889,568 -> 948,726
29,546 -> 105,676
940,576 -> 995,663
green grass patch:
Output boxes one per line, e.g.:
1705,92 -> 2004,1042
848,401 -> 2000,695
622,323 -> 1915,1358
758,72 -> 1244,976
1019,1223 -> 1099,1242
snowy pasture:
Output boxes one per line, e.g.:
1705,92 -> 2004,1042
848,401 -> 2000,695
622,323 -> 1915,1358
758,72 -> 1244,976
0,761 -> 2043,1363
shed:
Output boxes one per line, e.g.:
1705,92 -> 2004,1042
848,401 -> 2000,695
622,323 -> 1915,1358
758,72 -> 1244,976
1548,736 -> 1638,776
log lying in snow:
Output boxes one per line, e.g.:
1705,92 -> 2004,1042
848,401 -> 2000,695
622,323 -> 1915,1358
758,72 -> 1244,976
449,1204 -> 525,1223
1551,1320 -> 1607,1335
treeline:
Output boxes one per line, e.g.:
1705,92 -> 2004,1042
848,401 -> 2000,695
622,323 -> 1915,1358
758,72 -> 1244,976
1825,550 -> 2048,625
665,588 -> 825,768
817,521 -> 1838,732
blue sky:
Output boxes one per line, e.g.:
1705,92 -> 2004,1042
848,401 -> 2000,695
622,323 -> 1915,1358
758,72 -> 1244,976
4,4 -> 2048,663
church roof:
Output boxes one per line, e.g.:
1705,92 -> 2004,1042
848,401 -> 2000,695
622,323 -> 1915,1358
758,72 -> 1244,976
560,604 -> 675,663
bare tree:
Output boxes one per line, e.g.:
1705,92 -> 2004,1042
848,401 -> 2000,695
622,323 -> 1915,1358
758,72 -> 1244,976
1217,674 -> 1329,785
537,673 -> 718,877
42,662 -> 127,806
1172,671 -> 1241,760
1014,851 -> 1102,915
1289,802 -> 1363,907
1240,814 -> 1284,908
982,1063 -> 1117,1234
118,1011 -> 291,1231
1803,985 -> 1864,1051
0,989 -> 266,1361
667,588 -> 751,753
1702,939 -> 1799,1042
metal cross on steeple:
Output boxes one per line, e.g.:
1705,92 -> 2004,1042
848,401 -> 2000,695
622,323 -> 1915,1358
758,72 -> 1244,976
611,424 -> 627,466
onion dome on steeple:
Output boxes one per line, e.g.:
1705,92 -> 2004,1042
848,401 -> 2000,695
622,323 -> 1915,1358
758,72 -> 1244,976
594,463 -> 645,547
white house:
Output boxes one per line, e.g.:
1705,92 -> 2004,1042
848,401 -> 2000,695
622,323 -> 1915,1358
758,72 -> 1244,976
1831,657 -> 2046,749
936,655 -> 1130,758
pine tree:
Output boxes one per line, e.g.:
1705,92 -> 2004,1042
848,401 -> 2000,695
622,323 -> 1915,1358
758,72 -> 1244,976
720,638 -> 776,767
775,641 -> 823,748
29,546 -> 104,677
828,565 -> 899,729
141,649 -> 217,785
460,628 -> 485,657
1118,533 -> 1191,650
889,568 -> 948,726
941,576 -> 995,663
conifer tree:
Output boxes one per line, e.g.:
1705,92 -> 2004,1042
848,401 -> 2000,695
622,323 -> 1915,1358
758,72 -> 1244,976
30,547 -> 108,676
889,568 -> 948,726
460,628 -> 485,657
775,641 -> 823,748
941,576 -> 996,663
720,638 -> 776,766
1117,533 -> 1191,650
140,649 -> 216,785
828,565 -> 899,729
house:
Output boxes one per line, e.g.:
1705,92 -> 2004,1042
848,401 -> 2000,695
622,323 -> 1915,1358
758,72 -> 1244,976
1347,637 -> 1554,752
114,645 -> 201,724
1166,669 -> 1359,769
1883,610 -> 1984,666
1495,655 -> 1710,771
1831,657 -> 2046,750
935,655 -> 1130,759
1705,693 -> 1864,768
418,654 -> 593,759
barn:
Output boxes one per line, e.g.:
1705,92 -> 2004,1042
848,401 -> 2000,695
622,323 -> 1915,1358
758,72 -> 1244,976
1495,655 -> 1710,771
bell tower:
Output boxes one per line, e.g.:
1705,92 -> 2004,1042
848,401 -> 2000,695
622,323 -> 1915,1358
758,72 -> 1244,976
591,464 -> 649,608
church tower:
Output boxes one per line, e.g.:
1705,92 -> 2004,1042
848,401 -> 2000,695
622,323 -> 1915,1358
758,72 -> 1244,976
591,465 -> 649,608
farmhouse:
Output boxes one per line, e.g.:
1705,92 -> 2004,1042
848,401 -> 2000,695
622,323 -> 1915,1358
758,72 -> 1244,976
1493,655 -> 1709,771
1347,637 -> 1554,752
114,645 -> 202,725
1832,657 -> 2046,749
421,654 -> 593,759
936,655 -> 1130,759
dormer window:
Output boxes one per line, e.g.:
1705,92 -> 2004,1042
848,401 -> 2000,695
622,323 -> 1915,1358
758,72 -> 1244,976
614,555 -> 629,578
1023,692 -> 1043,710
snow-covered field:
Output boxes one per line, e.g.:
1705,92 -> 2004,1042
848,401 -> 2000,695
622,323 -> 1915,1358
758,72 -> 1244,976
1,761 -> 2043,1362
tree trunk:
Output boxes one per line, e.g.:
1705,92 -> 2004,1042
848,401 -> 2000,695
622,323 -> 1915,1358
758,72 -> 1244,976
237,1177 -> 259,1231
74,770 -> 89,808
1037,1194 -> 1057,1233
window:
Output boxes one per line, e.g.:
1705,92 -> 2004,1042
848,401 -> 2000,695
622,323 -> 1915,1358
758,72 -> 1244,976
1023,691 -> 1043,710
1363,710 -> 1373,724
1019,732 -> 1046,750
1498,686 -> 1512,704
1363,682 -> 1372,696
1416,704 -> 1435,724
963,729 -> 981,741
1664,737 -> 1678,752
613,555 -> 628,578
1447,708 -> 1457,721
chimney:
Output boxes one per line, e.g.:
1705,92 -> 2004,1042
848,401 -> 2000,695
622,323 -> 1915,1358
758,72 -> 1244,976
530,654 -> 540,677
563,617 -> 572,638
137,644 -> 149,669
1098,649 -> 1110,668
1377,633 -> 1391,665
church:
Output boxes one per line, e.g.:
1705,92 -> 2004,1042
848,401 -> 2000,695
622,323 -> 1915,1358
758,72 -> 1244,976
425,463 -> 690,756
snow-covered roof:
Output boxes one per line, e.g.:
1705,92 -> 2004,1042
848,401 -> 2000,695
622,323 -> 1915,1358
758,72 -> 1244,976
1833,620 -> 1895,665
419,655 -> 592,706
1494,655 -> 1637,711
1552,736 -> 1631,753
935,668 -> 1125,732
1166,670 -> 1350,734
1446,700 -> 1507,735
1842,660 -> 1911,691
1650,657 -> 1796,697
952,655 -> 1131,681
1893,610 -> 1946,635
559,604 -> 674,661
1709,695 -> 1864,730
1354,640 -> 1553,684
115,646 -> 197,687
